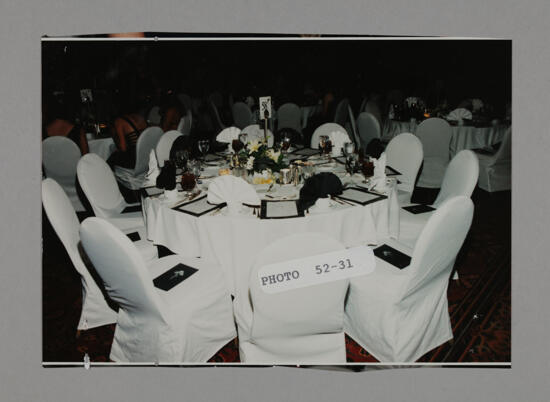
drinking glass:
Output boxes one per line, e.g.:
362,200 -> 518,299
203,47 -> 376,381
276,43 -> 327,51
174,150 -> 189,172
180,172 -> 196,193
319,135 -> 329,155
198,139 -> 210,159
281,134 -> 292,153
239,133 -> 248,147
361,160 -> 374,183
344,142 -> 355,158
232,139 -> 244,153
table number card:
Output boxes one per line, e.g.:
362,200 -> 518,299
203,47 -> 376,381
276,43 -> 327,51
257,246 -> 375,294
259,96 -> 272,119
335,187 -> 387,206
260,200 -> 304,219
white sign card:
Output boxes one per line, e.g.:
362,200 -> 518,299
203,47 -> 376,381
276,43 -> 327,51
257,246 -> 375,294
259,96 -> 272,119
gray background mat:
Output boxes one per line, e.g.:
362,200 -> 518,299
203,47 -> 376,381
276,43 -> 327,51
1,0 -> 548,401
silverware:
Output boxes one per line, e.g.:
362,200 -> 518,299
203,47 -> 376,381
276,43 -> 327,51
266,183 -> 274,192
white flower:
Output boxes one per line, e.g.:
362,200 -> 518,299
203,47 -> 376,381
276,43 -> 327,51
267,149 -> 281,162
245,156 -> 255,170
248,139 -> 260,152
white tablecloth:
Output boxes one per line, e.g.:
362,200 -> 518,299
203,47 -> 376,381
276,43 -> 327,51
381,120 -> 509,156
88,138 -> 115,160
143,161 -> 400,321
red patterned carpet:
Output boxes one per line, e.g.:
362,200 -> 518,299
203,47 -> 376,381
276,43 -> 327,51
42,187 -> 510,365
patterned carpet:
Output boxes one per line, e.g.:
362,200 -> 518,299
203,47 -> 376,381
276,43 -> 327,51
42,187 -> 511,365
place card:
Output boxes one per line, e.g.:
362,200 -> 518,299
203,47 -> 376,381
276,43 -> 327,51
373,244 -> 411,269
335,187 -> 387,206
121,204 -> 142,213
260,200 -> 304,219
173,195 -> 225,217
153,263 -> 198,291
126,231 -> 141,242
402,204 -> 436,214
385,165 -> 401,176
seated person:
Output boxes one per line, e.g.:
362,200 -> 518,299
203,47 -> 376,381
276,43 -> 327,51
108,99 -> 148,169
43,95 -> 89,155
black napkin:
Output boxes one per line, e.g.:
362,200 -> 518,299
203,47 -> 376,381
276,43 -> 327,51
156,161 -> 177,190
374,244 -> 411,269
299,172 -> 343,210
153,263 -> 198,291
402,204 -> 435,214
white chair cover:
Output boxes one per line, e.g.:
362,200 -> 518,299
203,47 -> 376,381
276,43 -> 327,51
385,133 -> 424,205
176,110 -> 192,136
347,105 -> 361,148
42,179 -> 117,330
147,106 -> 161,126
241,124 -> 274,147
399,150 -> 479,248
209,100 -> 226,132
333,98 -> 349,127
216,126 -> 241,143
477,128 -> 511,192
79,217 -> 236,362
114,126 -> 164,190
232,102 -> 253,129
277,103 -> 302,133
310,123 -> 351,149
238,233 -> 349,363
356,112 -> 381,151
416,118 -> 452,188
42,136 -> 85,212
358,97 -> 367,114
155,130 -> 183,168
364,100 -> 383,129
345,196 -> 474,362
77,153 -> 144,231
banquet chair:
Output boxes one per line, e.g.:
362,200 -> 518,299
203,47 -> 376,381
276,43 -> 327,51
113,126 -> 164,190
209,100 -> 226,133
155,130 -> 183,168
232,102 -> 253,129
176,109 -> 193,136
333,98 -> 349,127
147,105 -> 161,126
310,123 -> 351,149
365,100 -> 383,129
476,127 -> 511,192
177,93 -> 193,112
42,178 -> 118,331
358,97 -> 368,114
238,233 -> 349,363
344,196 -> 474,362
79,217 -> 236,363
42,136 -> 85,212
277,103 -> 302,133
384,133 -> 423,205
242,124 -> 274,147
356,112 -> 381,151
77,153 -> 146,232
398,150 -> 479,249
415,117 -> 453,188
347,104 -> 361,149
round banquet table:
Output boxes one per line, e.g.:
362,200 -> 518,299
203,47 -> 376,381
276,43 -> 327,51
142,156 -> 400,322
381,120 -> 509,156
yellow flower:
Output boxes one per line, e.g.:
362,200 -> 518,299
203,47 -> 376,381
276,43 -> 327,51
248,140 -> 260,152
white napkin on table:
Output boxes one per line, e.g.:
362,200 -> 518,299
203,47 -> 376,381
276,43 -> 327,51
216,126 -> 241,143
143,150 -> 160,187
207,175 -> 260,215
329,130 -> 349,157
447,108 -> 473,121
369,152 -> 388,193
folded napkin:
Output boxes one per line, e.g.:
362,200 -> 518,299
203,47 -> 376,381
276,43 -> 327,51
447,108 -> 473,121
216,126 -> 241,143
299,172 -> 343,210
143,150 -> 161,187
329,130 -> 349,157
369,152 -> 388,193
207,175 -> 260,215
242,125 -> 274,147
156,161 -> 177,190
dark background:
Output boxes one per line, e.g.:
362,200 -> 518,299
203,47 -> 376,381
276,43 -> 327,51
42,38 -> 511,119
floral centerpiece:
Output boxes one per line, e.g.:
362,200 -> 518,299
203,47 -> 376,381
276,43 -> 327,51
236,139 -> 288,184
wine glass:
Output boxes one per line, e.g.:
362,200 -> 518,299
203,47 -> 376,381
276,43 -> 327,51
344,142 -> 355,158
180,172 -> 197,194
174,149 -> 189,172
232,139 -> 244,153
361,159 -> 374,183
319,135 -> 329,156
198,139 -> 210,159
281,133 -> 292,153
239,133 -> 248,147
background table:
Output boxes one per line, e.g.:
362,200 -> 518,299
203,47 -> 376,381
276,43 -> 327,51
381,120 -> 509,156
